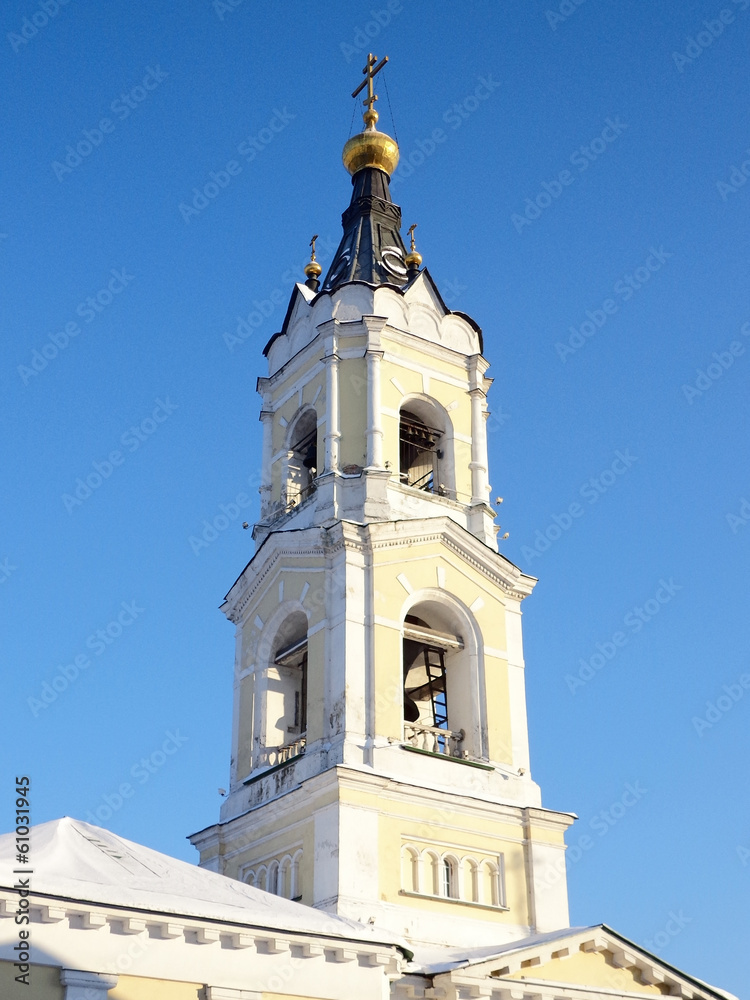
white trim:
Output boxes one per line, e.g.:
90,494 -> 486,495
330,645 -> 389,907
205,989 -> 262,1000
61,970 -> 118,999
398,889 -> 509,913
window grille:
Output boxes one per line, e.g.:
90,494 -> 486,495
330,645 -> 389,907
399,411 -> 442,493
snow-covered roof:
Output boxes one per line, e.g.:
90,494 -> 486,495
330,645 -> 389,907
411,924 -> 738,1000
0,817 -> 404,951
411,926 -> 597,974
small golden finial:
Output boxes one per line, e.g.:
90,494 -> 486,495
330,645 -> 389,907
352,52 -> 389,129
304,233 -> 322,289
405,223 -> 422,274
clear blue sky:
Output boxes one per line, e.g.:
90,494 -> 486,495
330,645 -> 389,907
2,1 -> 749,995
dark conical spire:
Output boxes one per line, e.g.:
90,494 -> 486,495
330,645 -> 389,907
322,166 -> 408,291
321,52 -> 412,292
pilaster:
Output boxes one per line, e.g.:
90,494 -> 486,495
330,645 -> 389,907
60,970 -> 118,1000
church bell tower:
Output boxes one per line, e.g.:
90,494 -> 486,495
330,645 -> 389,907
190,56 -> 575,952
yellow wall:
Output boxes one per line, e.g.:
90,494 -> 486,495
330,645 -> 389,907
110,975 -> 202,999
264,995 -> 332,1000
370,791 -> 531,925
0,961 -> 62,1000
338,355 -> 367,468
508,947 -> 667,995
220,787 -> 333,903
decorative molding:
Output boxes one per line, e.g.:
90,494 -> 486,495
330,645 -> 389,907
195,926 -> 221,944
117,916 -> 147,934
205,989 -> 262,1000
60,969 -> 118,999
158,922 -> 184,939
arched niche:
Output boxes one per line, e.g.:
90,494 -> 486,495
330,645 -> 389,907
401,844 -> 420,894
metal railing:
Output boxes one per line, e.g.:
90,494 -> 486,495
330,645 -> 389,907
284,480 -> 316,510
403,723 -> 465,758
398,470 -> 454,499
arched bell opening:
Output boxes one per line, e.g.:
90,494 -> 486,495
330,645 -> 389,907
398,397 -> 455,499
285,408 -> 318,508
261,611 -> 308,767
401,594 -> 484,760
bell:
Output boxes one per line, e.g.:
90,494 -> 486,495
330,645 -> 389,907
303,444 -> 317,470
403,692 -> 420,723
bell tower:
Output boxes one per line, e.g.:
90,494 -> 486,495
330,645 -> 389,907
190,57 -> 575,952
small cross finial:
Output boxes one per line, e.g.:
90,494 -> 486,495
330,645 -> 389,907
352,52 -> 389,122
304,233 -> 322,288
405,223 -> 422,274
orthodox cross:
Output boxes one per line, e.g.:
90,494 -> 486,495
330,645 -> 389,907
407,223 -> 418,252
309,234 -> 319,261
352,52 -> 389,113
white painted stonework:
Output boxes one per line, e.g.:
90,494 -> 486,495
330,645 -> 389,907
266,274 -> 481,377
0,819 -> 729,999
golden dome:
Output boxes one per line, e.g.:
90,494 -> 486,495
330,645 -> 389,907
342,111 -> 399,177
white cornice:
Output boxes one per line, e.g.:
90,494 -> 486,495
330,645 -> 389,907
224,518 -> 536,623
0,889 -> 404,971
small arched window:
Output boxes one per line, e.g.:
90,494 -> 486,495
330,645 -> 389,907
286,409 -> 318,508
291,849 -> 303,901
441,857 -> 458,899
267,860 -> 280,896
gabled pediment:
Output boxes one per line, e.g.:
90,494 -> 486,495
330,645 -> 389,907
402,269 -> 483,355
263,269 -> 485,378
423,925 -> 735,1000
263,282 -> 316,371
